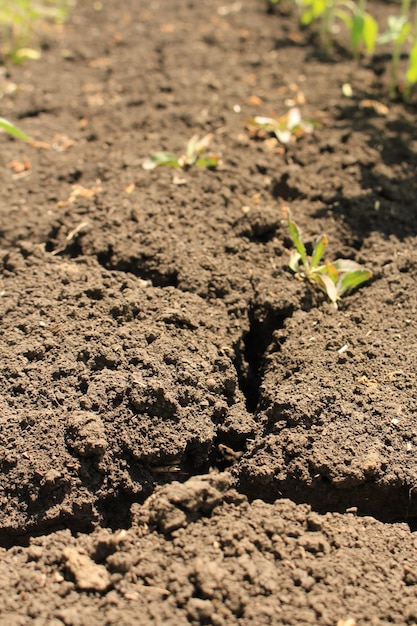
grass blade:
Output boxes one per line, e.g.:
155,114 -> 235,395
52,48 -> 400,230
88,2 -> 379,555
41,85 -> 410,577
0,117 -> 31,141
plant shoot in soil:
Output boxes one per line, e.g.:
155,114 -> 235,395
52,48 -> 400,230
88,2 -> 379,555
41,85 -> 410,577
142,134 -> 220,170
0,0 -> 72,63
284,208 -> 372,307
267,0 -> 417,98
247,107 -> 314,144
377,0 -> 417,97
268,0 -> 377,54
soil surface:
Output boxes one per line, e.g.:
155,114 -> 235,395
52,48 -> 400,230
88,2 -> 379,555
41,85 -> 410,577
1,0 -> 417,623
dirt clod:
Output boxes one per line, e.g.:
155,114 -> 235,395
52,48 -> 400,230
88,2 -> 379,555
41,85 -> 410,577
62,547 -> 111,592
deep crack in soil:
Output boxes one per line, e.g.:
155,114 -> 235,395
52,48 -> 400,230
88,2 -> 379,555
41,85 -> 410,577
234,302 -> 291,414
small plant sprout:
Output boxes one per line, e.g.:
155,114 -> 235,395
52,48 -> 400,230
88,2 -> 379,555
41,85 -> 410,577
405,39 -> 417,97
267,0 -> 378,56
284,208 -> 372,307
0,117 -> 31,141
142,134 -> 220,170
0,0 -> 71,63
267,0 -> 417,99
247,108 -> 314,144
297,0 -> 378,55
377,0 -> 417,98
378,14 -> 411,97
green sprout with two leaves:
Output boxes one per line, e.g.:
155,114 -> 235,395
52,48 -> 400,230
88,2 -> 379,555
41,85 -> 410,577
285,209 -> 372,307
142,134 -> 220,171
247,107 -> 315,144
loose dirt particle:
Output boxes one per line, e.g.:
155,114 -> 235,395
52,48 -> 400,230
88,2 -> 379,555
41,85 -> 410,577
63,547 -> 111,592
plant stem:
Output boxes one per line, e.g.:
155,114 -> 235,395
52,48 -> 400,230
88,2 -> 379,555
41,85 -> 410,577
403,0 -> 417,99
390,0 -> 411,96
321,0 -> 335,50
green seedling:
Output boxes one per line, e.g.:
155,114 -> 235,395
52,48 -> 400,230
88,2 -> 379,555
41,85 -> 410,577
0,0 -> 72,63
266,0 -> 377,55
0,117 -> 31,141
247,107 -> 315,144
298,0 -> 378,55
406,0 -> 417,96
405,38 -> 417,97
267,0 -> 417,99
285,209 -> 372,307
142,134 -> 220,170
378,14 -> 411,97
378,0 -> 417,98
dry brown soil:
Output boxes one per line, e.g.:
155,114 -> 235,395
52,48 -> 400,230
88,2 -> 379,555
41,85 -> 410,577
1,0 -> 417,623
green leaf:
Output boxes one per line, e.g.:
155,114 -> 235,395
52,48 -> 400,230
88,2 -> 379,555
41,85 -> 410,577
311,263 -> 328,275
195,155 -> 220,168
337,268 -> 372,296
386,15 -> 410,43
310,234 -> 328,269
406,41 -> 417,84
300,7 -> 315,25
142,152 -> 179,170
288,219 -> 308,265
0,117 -> 31,141
350,13 -> 364,51
311,0 -> 327,19
362,13 -> 378,53
398,20 -> 410,44
350,12 -> 377,53
378,15 -> 409,44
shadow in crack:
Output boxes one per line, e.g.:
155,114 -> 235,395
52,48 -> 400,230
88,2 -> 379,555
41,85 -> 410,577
234,304 -> 293,414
